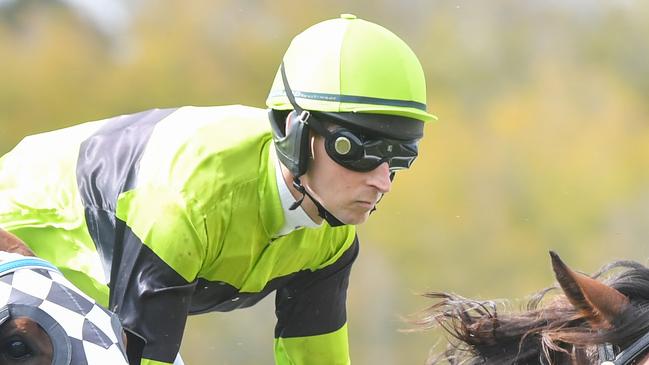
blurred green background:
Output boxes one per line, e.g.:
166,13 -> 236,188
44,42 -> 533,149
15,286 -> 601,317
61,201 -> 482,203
2,0 -> 649,364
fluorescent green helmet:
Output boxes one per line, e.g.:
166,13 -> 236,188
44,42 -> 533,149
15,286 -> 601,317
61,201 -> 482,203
268,14 -> 436,180
266,14 -> 436,123
267,15 -> 435,227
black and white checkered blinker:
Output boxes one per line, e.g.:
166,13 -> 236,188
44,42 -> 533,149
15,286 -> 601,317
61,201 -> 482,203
0,252 -> 129,364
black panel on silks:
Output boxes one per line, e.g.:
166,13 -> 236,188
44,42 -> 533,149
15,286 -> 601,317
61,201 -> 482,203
274,236 -> 359,338
76,108 -> 176,285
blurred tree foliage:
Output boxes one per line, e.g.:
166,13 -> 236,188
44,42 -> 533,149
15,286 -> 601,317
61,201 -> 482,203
1,1 -> 649,364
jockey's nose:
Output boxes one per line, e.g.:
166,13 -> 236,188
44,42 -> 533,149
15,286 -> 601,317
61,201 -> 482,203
367,162 -> 392,193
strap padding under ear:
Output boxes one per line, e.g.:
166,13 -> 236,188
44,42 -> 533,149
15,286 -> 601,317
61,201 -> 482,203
268,109 -> 311,177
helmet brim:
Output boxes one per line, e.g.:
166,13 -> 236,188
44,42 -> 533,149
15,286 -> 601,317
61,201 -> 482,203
312,111 -> 424,140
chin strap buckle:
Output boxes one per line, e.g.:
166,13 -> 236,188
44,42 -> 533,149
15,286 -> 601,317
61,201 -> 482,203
289,178 -> 306,211
297,110 -> 311,124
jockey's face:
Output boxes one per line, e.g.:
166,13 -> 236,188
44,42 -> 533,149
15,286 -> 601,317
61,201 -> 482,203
301,132 -> 393,225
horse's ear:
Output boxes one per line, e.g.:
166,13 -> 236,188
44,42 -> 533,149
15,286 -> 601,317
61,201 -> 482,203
550,251 -> 629,328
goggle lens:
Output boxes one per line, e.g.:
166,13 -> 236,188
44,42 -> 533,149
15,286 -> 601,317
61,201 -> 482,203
303,112 -> 420,173
329,133 -> 419,172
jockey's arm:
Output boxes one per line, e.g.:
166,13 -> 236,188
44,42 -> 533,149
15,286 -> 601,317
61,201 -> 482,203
110,182 -> 359,364
112,187 -> 205,365
273,236 -> 359,365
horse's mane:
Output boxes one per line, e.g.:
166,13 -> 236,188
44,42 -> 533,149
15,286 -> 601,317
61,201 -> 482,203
416,260 -> 649,364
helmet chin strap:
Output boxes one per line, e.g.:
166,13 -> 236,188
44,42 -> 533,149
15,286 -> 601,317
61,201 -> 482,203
280,62 -> 347,227
280,62 -> 392,227
289,177 -> 346,227
288,172 -> 394,226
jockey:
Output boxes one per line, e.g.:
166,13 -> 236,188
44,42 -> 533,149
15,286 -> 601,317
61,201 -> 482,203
0,14 -> 435,365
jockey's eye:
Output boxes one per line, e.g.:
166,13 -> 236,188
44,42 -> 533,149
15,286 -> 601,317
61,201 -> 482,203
2,337 -> 33,360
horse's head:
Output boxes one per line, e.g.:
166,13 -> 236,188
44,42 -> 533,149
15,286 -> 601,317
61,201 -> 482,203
0,316 -> 53,365
0,252 -> 129,365
418,252 -> 649,365
550,251 -> 649,365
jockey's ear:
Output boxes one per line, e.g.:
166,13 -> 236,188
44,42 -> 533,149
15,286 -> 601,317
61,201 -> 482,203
550,251 -> 629,328
0,229 -> 35,256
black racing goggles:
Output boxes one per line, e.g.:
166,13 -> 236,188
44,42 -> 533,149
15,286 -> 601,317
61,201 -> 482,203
302,110 -> 420,172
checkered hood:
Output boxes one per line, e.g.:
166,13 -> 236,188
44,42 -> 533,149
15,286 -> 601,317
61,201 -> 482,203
0,252 -> 128,364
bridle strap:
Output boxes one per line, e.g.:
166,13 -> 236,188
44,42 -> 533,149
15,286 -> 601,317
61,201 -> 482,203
600,330 -> 649,364
599,343 -> 616,363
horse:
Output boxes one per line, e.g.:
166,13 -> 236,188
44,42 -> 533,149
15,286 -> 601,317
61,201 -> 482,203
414,251 -> 649,365
0,229 -> 129,365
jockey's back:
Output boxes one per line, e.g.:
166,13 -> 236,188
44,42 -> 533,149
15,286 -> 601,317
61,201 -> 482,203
0,105 -> 357,365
